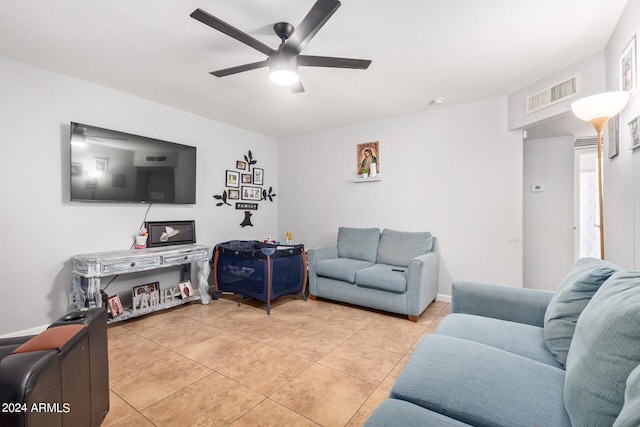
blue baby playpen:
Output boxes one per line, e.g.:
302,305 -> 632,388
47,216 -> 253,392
211,240 -> 307,314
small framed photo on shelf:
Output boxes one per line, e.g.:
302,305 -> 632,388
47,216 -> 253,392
108,294 -> 124,318
629,116 -> 640,150
253,167 -> 264,185
178,280 -> 194,299
132,282 -> 160,310
226,170 -> 239,188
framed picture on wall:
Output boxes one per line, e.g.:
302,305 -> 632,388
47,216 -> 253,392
236,160 -> 247,170
242,173 -> 252,184
226,170 -> 239,188
629,116 -> 640,150
241,186 -> 262,201
621,35 -> 637,93
608,115 -> 619,159
357,141 -> 379,175
253,167 -> 264,185
228,189 -> 240,200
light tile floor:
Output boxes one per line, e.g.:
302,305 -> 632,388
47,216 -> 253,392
103,295 -> 450,427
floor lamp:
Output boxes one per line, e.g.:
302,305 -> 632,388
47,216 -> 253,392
570,91 -> 630,259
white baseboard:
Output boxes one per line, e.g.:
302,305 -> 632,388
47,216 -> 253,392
0,325 -> 48,339
435,293 -> 451,303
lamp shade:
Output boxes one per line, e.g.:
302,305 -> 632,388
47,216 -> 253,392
571,91 -> 630,122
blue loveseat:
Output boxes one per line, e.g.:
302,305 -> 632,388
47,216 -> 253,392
366,258 -> 640,426
307,227 -> 439,321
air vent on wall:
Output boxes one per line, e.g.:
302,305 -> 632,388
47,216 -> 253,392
525,74 -> 580,115
574,136 -> 597,148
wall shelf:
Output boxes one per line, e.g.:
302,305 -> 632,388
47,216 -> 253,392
353,176 -> 382,183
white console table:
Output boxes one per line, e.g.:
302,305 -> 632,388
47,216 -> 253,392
71,244 -> 211,321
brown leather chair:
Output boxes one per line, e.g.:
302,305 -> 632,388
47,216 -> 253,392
0,308 -> 109,427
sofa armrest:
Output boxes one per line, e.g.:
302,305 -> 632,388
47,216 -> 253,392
452,281 -> 553,327
307,246 -> 338,294
406,252 -> 439,317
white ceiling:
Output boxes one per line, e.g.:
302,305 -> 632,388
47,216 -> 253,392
0,0 -> 628,138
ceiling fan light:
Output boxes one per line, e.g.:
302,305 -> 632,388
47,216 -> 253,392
269,68 -> 299,86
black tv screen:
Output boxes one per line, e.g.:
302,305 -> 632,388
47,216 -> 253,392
70,122 -> 196,204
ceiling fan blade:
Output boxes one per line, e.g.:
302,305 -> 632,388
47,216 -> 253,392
290,80 -> 305,94
298,55 -> 371,69
190,9 -> 276,57
283,0 -> 341,55
210,60 -> 269,77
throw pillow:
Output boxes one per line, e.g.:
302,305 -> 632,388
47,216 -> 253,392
564,269 -> 640,426
543,257 -> 618,367
376,229 -> 433,267
337,227 -> 380,263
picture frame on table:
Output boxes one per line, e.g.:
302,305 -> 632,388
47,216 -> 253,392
621,35 -> 637,93
253,167 -> 264,185
226,170 -> 239,188
132,282 -> 160,310
178,280 -> 194,299
108,295 -> 124,318
145,220 -> 196,247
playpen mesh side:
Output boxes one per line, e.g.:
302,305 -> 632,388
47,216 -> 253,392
213,241 -> 305,303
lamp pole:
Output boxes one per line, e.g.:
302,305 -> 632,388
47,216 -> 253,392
590,117 -> 608,259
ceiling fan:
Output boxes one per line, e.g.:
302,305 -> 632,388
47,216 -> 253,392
190,0 -> 372,93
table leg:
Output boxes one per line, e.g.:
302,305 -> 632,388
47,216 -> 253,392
198,260 -> 211,304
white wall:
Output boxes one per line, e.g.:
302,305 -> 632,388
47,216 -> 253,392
0,57 -> 278,335
603,0 -> 640,269
278,98 -> 523,297
523,137 -> 576,290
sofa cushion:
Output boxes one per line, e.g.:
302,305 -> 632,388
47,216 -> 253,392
543,257 -> 619,367
376,229 -> 433,268
614,363 -> 640,427
391,334 -> 570,427
315,258 -> 374,283
365,399 -> 472,427
337,227 -> 380,263
436,313 -> 562,368
356,264 -> 407,293
564,269 -> 640,426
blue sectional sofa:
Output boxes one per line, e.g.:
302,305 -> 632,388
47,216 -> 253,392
307,227 -> 439,321
366,258 -> 640,426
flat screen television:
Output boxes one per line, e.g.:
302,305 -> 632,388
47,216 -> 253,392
70,122 -> 196,204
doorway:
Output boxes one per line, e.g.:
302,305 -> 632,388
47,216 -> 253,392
574,147 -> 600,259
